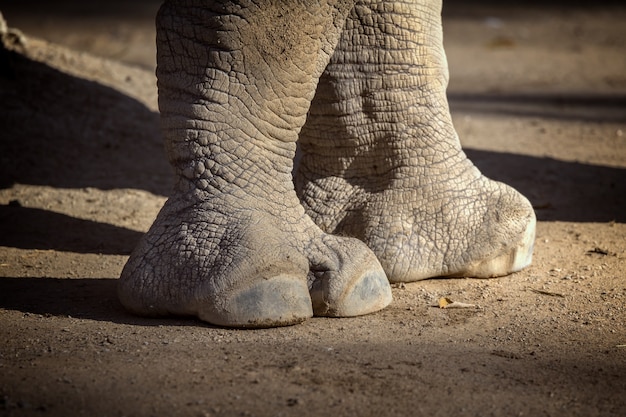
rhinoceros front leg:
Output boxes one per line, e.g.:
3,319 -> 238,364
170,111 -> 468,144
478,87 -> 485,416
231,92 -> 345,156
296,0 -> 536,282
118,0 -> 391,328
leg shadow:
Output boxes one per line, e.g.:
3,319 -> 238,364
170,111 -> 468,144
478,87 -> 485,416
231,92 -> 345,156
0,203 -> 143,254
466,149 -> 626,222
0,276 -> 208,327
0,37 -> 172,195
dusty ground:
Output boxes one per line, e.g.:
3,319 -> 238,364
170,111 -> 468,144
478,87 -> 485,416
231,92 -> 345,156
1,1 -> 625,416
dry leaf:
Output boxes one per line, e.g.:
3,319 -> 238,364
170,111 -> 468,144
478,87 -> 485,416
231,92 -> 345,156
438,297 -> 452,308
438,297 -> 478,309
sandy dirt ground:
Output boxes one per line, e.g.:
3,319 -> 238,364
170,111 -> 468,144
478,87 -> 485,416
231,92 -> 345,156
1,1 -> 625,416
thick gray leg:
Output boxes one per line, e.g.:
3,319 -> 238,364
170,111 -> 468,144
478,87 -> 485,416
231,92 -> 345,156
118,0 -> 391,327
296,0 -> 535,282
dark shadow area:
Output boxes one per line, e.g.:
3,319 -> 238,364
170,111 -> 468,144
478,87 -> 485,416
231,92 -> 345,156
449,92 -> 626,123
0,40 -> 172,196
0,276 -> 124,321
0,276 -> 208,327
443,0 -> 626,17
465,149 -> 626,222
0,0 -> 163,19
0,203 -> 142,254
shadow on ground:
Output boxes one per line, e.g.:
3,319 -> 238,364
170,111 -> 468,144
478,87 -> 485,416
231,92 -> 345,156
466,149 -> 626,223
449,92 -> 626,124
0,276 -> 207,327
0,42 -> 172,196
0,204 -> 142,254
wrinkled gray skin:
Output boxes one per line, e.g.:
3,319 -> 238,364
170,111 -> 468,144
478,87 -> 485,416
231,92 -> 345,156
118,0 -> 536,328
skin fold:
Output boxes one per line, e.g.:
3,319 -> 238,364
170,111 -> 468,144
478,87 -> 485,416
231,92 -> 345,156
118,0 -> 535,328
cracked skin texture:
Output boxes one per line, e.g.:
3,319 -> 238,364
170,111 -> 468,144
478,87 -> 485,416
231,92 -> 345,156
118,0 -> 535,328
